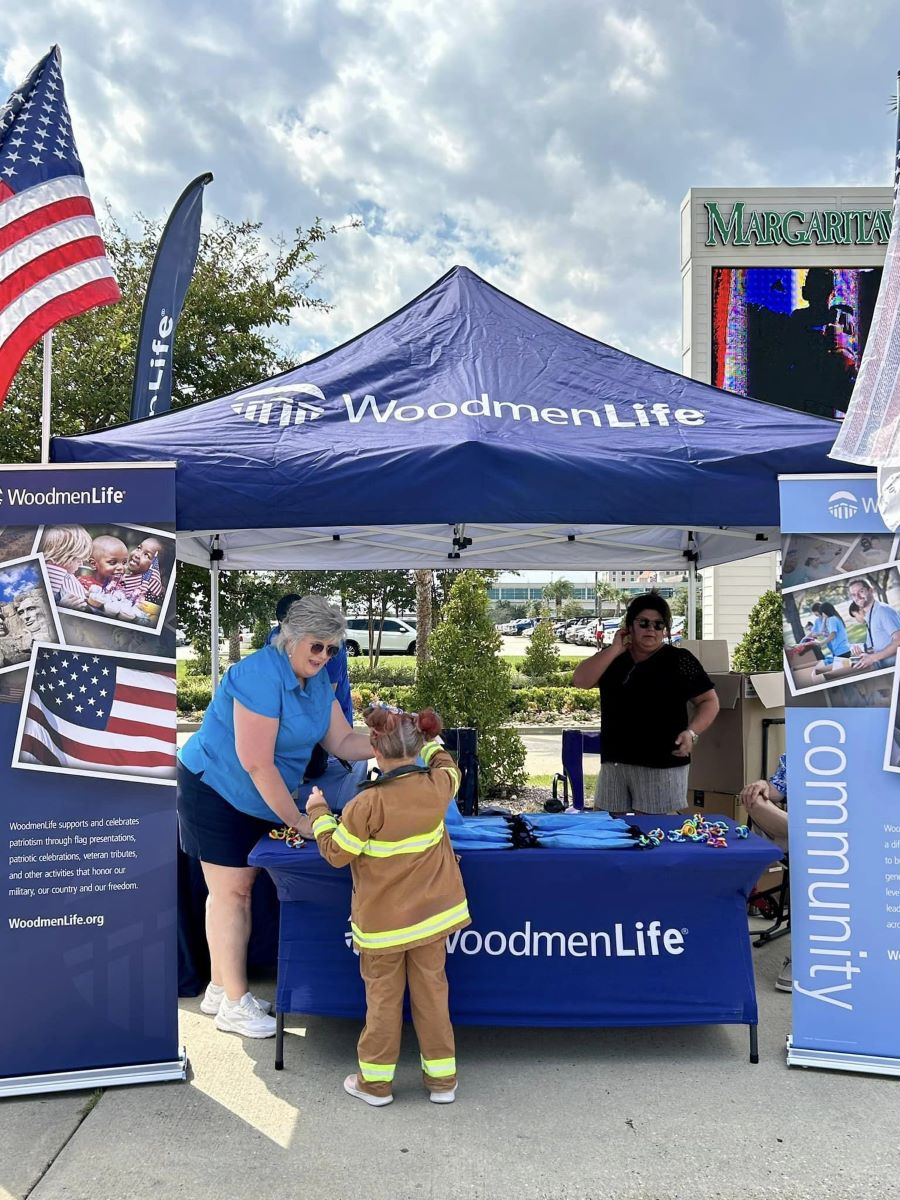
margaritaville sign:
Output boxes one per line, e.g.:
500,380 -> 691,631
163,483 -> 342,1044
705,201 -> 892,247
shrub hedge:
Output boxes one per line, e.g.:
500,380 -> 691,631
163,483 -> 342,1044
178,665 -> 596,721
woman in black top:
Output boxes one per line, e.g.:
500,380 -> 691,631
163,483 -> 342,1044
572,594 -> 719,814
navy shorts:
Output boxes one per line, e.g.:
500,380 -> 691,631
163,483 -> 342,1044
177,761 -> 276,868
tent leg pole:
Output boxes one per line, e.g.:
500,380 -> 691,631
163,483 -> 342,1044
210,539 -> 221,694
687,561 -> 698,640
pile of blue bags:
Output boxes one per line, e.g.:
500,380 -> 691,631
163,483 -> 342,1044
445,801 -> 639,851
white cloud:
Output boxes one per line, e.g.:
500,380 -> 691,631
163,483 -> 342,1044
0,0 -> 897,381
603,12 -> 667,99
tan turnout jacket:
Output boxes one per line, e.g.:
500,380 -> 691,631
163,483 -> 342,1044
307,744 -> 470,954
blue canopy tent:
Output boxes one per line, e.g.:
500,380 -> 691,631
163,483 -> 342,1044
53,264 -> 851,651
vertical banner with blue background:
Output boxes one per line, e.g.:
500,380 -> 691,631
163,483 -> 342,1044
130,172 -> 212,421
780,472 -> 900,1076
0,462 -> 184,1096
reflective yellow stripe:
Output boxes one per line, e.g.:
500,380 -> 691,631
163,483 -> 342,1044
420,741 -> 441,766
364,821 -> 445,858
421,1055 -> 456,1078
441,766 -> 461,795
358,1060 -> 395,1081
352,900 -> 470,950
333,824 -> 365,856
312,814 -> 338,837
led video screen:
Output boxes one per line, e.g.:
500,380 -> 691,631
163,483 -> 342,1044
710,266 -> 882,418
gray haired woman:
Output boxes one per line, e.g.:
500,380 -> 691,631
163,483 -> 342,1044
177,596 -> 372,1038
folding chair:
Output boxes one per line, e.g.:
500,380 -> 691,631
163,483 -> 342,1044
749,717 -> 789,947
550,729 -> 602,811
442,726 -> 479,815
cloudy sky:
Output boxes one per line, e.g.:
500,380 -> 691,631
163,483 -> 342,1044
3,1 -> 899,371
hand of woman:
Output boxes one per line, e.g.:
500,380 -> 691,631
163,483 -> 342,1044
740,779 -> 768,809
672,730 -> 694,757
609,626 -> 630,656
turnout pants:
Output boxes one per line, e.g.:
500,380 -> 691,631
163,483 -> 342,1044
356,938 -> 457,1097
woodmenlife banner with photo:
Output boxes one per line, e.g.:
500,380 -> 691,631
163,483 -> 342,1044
780,472 -> 900,1077
0,462 -> 184,1096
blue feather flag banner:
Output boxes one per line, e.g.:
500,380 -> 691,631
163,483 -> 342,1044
130,172 -> 212,421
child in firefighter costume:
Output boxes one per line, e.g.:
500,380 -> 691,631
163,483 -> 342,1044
306,703 -> 470,1106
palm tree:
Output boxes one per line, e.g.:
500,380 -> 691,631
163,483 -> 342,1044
543,578 -> 575,618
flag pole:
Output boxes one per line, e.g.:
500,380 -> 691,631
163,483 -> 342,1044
40,330 -> 52,463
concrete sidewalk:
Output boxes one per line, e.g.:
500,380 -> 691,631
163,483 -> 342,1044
2,929 -> 896,1200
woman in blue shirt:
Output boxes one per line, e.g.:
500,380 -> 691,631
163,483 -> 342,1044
178,596 -> 371,1038
819,601 -> 851,659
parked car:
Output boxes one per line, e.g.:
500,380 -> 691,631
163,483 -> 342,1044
502,618 -> 536,636
563,619 -> 593,644
573,619 -> 601,646
344,616 -> 417,657
554,617 -> 581,641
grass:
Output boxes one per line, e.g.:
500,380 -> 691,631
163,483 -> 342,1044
528,773 -> 598,791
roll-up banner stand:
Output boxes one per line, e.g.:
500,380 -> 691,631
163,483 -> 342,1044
780,472 -> 900,1077
0,463 -> 185,1097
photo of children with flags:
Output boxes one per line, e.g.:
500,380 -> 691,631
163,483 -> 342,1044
12,643 -> 177,785
35,522 -> 175,636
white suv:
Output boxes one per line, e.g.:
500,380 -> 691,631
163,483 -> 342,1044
344,617 -> 417,657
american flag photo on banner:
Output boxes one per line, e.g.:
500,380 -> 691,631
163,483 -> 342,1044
0,45 -> 120,406
13,645 -> 176,784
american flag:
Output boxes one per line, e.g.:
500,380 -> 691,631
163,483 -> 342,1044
0,45 -> 120,406
120,558 -> 164,602
17,646 -> 176,782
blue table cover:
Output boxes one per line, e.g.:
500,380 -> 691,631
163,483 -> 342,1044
249,814 -> 780,1028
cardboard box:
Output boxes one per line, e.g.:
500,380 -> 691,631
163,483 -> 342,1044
679,639 -> 730,673
680,789 -> 747,825
754,860 -> 786,896
681,642 -> 785,795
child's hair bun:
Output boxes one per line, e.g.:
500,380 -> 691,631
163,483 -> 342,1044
415,708 -> 443,738
364,706 -> 399,735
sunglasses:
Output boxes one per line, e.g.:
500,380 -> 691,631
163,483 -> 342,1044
634,619 -> 667,631
309,641 -> 341,658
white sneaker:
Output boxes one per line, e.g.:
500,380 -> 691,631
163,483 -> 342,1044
429,1087 -> 457,1104
200,983 -> 271,1015
343,1074 -> 393,1107
215,992 -> 277,1038
775,956 -> 793,993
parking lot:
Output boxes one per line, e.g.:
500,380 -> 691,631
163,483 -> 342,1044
499,633 -> 595,658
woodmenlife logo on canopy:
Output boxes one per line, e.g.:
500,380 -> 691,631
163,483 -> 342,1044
230,383 -> 709,431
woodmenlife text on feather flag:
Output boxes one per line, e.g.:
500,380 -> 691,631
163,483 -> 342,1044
0,45 -> 120,407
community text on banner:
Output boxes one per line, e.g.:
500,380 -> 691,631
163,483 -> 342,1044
779,472 -> 900,1077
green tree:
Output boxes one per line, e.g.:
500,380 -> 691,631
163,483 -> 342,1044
489,600 -> 526,624
670,584 -> 702,635
177,567 -> 341,672
415,571 -> 526,796
595,581 -> 629,615
732,591 -> 784,673
522,609 -> 560,680
542,578 -> 574,617
3,212 -> 350,464
560,598 -> 584,620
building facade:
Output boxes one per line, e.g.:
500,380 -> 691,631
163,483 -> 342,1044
680,186 -> 891,649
